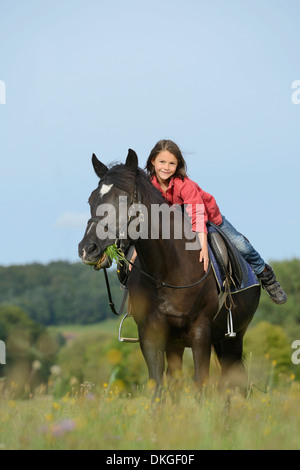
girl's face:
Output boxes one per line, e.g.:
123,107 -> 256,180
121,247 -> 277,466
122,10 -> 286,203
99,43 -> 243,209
151,150 -> 178,184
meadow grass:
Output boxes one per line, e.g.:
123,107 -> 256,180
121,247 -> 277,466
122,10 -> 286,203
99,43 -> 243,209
1,319 -> 300,450
1,378 -> 300,450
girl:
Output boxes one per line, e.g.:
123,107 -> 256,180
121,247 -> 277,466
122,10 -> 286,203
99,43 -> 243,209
145,139 -> 287,305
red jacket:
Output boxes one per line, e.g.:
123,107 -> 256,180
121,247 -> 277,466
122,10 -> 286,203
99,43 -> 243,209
151,175 -> 223,234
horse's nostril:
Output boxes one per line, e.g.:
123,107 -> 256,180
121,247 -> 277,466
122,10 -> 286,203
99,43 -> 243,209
87,243 -> 100,254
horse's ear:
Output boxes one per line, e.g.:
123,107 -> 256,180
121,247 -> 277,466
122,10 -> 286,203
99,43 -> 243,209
126,149 -> 138,171
92,153 -> 108,179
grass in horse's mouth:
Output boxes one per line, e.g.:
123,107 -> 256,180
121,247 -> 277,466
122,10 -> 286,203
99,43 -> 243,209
99,244 -> 128,267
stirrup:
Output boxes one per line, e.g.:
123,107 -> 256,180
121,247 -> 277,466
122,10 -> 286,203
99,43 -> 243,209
118,313 -> 139,343
225,308 -> 236,339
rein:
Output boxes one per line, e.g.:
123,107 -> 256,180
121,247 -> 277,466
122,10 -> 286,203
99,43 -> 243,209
103,260 -> 212,316
103,268 -> 129,316
127,257 -> 212,289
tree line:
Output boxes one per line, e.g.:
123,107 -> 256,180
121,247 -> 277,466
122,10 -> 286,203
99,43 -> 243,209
0,262 -> 123,326
0,258 -> 299,328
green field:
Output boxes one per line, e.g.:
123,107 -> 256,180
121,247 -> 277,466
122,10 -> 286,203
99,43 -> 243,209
1,379 -> 300,450
1,318 -> 300,450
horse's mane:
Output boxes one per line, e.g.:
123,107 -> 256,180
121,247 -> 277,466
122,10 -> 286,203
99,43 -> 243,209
102,163 -> 166,206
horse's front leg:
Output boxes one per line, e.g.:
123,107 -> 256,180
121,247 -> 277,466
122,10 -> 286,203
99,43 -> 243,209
139,319 -> 168,397
190,318 -> 212,391
166,344 -> 185,378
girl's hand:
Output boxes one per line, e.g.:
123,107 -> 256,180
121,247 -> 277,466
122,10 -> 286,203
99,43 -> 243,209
129,248 -> 137,271
199,247 -> 209,272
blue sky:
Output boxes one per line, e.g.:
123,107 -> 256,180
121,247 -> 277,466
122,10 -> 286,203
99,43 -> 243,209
0,0 -> 299,266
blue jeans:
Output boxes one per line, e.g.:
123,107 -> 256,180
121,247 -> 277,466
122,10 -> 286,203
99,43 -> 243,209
218,215 -> 265,275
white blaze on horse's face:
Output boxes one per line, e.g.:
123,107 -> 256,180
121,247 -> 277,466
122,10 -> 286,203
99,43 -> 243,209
99,183 -> 113,197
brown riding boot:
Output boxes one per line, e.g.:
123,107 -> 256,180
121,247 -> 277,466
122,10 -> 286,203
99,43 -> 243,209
258,264 -> 287,305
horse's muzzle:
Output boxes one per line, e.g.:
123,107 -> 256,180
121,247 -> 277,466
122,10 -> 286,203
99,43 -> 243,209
78,240 -> 112,270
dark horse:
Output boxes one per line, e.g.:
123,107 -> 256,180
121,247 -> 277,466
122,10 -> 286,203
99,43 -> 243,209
78,150 -> 261,394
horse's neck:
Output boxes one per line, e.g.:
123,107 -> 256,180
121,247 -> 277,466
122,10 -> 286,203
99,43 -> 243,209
134,206 -> 200,277
135,238 -> 173,272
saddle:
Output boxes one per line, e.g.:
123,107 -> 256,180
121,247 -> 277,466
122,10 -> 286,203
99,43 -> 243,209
207,221 -> 249,291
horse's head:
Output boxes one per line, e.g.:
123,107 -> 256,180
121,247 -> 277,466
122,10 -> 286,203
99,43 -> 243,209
78,149 -> 140,269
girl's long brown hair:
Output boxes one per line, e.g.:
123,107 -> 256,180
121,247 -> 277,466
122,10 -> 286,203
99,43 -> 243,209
145,139 -> 187,181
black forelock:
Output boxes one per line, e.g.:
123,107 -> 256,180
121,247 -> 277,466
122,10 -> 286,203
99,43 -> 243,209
100,163 -> 165,205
